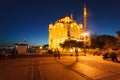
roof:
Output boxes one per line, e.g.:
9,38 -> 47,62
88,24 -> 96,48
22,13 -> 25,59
14,43 -> 29,46
55,16 -> 76,23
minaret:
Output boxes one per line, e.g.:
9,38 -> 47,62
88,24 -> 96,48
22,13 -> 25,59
83,3 -> 88,32
83,3 -> 88,56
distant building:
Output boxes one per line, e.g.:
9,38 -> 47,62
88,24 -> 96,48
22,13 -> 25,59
14,43 -> 29,54
48,4 -> 90,52
28,45 -> 48,53
39,44 -> 48,53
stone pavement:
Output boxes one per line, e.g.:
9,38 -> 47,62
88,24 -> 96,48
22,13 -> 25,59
0,55 -> 120,80
57,55 -> 120,80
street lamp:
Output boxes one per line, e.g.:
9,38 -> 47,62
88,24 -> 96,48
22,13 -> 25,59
83,32 -> 88,56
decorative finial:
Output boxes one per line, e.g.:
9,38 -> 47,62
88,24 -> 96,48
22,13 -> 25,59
70,12 -> 73,19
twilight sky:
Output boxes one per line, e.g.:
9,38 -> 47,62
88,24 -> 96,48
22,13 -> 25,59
0,0 -> 120,46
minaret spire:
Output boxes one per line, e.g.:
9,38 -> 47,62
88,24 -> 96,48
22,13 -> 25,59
83,3 -> 88,32
70,12 -> 73,19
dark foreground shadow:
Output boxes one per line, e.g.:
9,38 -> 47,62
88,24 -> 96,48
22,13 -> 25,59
116,61 -> 120,63
68,61 -> 78,68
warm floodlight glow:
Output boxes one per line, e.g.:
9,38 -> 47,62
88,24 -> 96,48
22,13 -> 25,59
70,49 -> 73,52
83,31 -> 89,56
83,32 -> 89,37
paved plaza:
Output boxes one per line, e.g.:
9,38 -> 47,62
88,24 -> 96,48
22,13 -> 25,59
0,55 -> 120,80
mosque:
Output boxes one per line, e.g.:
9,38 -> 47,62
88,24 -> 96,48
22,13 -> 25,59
48,4 -> 90,52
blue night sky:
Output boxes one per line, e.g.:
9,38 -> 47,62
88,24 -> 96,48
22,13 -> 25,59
0,0 -> 120,46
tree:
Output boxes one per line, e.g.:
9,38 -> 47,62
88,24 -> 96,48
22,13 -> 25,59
60,40 -> 75,49
90,34 -> 116,49
90,34 -> 104,49
60,39 -> 84,49
116,31 -> 120,36
100,35 -> 116,49
116,31 -> 120,49
76,41 -> 84,48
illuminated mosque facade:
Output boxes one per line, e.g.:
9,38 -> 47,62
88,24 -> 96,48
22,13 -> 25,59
48,4 -> 90,52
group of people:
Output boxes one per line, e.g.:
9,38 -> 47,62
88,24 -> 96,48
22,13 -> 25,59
54,50 -> 60,59
103,51 -> 118,62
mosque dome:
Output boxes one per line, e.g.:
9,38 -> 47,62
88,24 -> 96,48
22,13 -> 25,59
55,16 -> 76,23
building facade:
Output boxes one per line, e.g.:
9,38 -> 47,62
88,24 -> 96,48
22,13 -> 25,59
14,43 -> 28,54
49,15 -> 85,51
48,5 -> 90,52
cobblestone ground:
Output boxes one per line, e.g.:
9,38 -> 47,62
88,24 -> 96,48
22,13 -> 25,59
58,56 -> 120,80
0,55 -> 120,80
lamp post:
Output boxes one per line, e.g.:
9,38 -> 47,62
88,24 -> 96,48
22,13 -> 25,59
83,32 -> 88,56
75,47 -> 78,61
